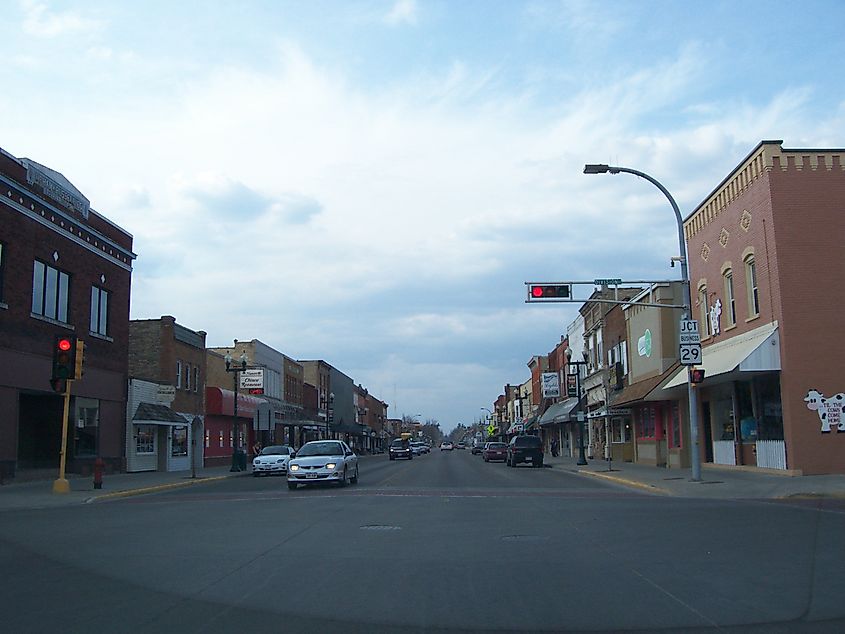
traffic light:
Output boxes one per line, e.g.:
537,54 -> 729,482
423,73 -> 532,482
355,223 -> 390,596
74,339 -> 86,380
691,368 -> 706,384
52,336 -> 77,381
528,284 -> 571,300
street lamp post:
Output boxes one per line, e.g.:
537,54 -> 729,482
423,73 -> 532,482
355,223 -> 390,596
566,348 -> 589,466
224,348 -> 248,472
326,392 -> 334,440
583,163 -> 702,481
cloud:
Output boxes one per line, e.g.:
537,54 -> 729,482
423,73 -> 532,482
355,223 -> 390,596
20,0 -> 103,38
383,0 -> 418,26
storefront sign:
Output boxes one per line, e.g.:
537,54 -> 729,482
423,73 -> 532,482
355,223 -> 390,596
541,372 -> 561,398
709,299 -> 722,336
239,369 -> 264,391
156,385 -> 176,403
566,374 -> 577,397
638,329 -> 652,357
805,389 -> 845,432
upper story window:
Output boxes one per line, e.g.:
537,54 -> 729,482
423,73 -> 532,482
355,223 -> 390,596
698,284 -> 710,336
90,286 -> 109,336
32,260 -> 70,323
723,270 -> 736,327
745,256 -> 759,317
184,363 -> 191,391
176,360 -> 182,389
194,366 -> 200,393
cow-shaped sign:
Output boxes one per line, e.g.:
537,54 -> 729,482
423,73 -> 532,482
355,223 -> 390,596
805,389 -> 845,432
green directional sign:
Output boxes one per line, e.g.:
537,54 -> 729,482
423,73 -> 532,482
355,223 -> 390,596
486,424 -> 497,436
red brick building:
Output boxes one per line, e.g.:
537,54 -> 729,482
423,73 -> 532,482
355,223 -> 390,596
670,140 -> 845,475
0,147 -> 135,479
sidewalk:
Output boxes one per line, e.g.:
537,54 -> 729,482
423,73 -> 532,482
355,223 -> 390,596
546,454 -> 845,499
0,466 -> 250,511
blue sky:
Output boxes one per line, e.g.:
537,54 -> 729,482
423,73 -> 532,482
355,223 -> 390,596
2,1 -> 844,431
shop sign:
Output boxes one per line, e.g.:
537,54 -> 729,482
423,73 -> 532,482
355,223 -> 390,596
156,384 -> 176,403
239,369 -> 264,392
805,389 -> 845,432
709,299 -> 722,336
638,329 -> 652,357
566,374 -> 578,397
541,372 -> 560,398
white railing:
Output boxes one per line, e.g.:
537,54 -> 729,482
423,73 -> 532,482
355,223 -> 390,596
713,440 -> 736,465
756,440 -> 787,470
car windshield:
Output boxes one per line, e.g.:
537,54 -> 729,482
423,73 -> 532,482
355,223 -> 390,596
391,440 -> 408,448
296,442 -> 344,457
259,445 -> 289,456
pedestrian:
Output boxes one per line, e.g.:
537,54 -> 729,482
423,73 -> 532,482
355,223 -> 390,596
551,438 -> 559,457
252,440 -> 262,458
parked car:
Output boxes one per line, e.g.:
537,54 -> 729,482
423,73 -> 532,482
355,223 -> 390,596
440,441 -> 454,451
389,439 -> 413,460
482,441 -> 508,462
287,440 -> 359,489
471,443 -> 484,455
506,435 -> 544,467
411,442 -> 429,455
252,445 -> 295,476
456,442 -> 466,450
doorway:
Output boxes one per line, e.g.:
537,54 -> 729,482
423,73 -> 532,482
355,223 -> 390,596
18,394 -> 63,470
702,401 -> 713,463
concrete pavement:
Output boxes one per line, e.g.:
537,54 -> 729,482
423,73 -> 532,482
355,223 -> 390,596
546,453 -> 845,499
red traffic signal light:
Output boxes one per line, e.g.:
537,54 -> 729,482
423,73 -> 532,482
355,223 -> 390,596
52,335 -> 77,381
529,284 -> 571,299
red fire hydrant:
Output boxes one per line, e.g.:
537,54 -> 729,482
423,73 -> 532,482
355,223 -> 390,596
93,458 -> 105,490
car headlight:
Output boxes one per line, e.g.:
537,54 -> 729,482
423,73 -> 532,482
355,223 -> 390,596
289,464 -> 300,472
253,459 -> 259,465
325,463 -> 337,470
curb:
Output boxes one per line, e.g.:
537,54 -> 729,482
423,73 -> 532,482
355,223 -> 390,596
86,473 -> 239,503
575,470 -> 672,496
776,492 -> 845,500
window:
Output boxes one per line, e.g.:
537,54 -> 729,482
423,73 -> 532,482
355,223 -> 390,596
723,270 -> 736,327
184,363 -> 190,391
698,284 -> 710,336
136,425 -> 155,454
171,426 -> 188,457
90,286 -> 109,335
745,256 -> 759,316
176,360 -> 182,389
637,407 -> 657,439
218,430 -> 224,448
194,367 -> 200,393
668,404 -> 682,448
32,260 -> 70,323
74,398 -> 99,456
0,241 -> 5,303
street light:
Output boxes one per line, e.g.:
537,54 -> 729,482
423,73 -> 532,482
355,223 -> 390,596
224,347 -> 248,472
565,348 -> 589,466
584,163 -> 702,481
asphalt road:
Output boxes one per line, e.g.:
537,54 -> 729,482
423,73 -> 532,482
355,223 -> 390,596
2,449 -> 845,633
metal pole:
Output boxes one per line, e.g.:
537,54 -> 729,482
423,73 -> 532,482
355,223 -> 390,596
52,379 -> 74,494
595,166 -> 701,481
231,369 -> 240,472
575,365 -> 587,465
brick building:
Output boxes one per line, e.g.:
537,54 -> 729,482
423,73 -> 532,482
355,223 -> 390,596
0,147 -> 135,479
666,140 -> 845,475
126,317 -> 206,472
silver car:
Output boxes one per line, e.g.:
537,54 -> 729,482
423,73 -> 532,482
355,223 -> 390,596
287,440 -> 359,490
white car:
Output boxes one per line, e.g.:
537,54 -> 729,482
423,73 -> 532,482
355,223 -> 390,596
410,442 -> 427,455
287,440 -> 359,490
252,445 -> 295,476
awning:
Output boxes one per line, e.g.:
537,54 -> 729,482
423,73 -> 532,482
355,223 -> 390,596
611,363 -> 680,406
332,423 -> 366,435
133,402 -> 189,426
662,321 -> 780,390
539,398 -> 579,426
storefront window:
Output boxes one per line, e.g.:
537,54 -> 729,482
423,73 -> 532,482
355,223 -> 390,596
171,426 -> 188,457
737,383 -> 757,442
756,376 -> 784,441
668,404 -> 682,448
637,407 -> 656,439
136,425 -> 155,454
611,418 -> 630,443
74,398 -> 99,457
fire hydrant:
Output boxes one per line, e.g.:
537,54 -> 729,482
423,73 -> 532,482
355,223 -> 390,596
93,458 -> 105,490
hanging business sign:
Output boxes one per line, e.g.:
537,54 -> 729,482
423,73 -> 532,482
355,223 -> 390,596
239,369 -> 264,393
566,375 -> 578,397
805,389 -> 845,432
541,372 -> 561,398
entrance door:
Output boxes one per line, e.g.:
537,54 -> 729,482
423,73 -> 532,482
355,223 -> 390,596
157,426 -> 168,471
702,402 -> 713,463
18,394 -> 63,470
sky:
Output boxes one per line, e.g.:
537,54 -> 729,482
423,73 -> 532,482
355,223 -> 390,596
2,1 -> 844,432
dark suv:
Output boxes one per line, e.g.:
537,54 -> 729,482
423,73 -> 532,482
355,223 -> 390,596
389,439 -> 413,460
507,435 -> 543,468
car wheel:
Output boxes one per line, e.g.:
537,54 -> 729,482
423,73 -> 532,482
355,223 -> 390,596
338,467 -> 348,487
287,482 -> 297,490
351,466 -> 359,484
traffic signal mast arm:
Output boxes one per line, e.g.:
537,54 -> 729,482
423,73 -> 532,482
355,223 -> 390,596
525,280 -> 689,310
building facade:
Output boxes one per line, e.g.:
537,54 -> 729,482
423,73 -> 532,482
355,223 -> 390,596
0,147 -> 135,479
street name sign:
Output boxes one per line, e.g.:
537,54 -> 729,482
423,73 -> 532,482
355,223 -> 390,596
679,319 -> 702,365
594,278 -> 622,286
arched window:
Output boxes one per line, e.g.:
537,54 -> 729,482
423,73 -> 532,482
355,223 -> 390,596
723,269 -> 736,327
745,256 -> 759,317
698,284 -> 711,336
